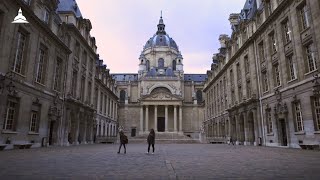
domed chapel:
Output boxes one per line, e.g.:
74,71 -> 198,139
112,16 -> 207,140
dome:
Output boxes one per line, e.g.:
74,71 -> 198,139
144,34 -> 179,50
143,16 -> 179,51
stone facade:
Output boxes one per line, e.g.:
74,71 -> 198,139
0,0 -> 118,149
113,17 -> 206,139
203,0 -> 320,148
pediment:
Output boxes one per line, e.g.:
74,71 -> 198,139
141,91 -> 182,101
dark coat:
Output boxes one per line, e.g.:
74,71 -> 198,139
119,132 -> 126,144
147,132 -> 155,144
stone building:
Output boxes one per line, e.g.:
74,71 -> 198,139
0,0 -> 118,149
113,16 -> 206,140
204,0 -> 320,148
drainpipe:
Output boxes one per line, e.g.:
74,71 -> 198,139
253,40 -> 266,146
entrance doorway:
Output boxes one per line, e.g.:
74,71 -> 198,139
49,121 -> 55,145
279,119 -> 287,146
157,117 -> 165,132
131,128 -> 136,137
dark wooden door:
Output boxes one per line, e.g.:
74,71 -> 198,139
157,117 -> 165,132
279,119 -> 287,146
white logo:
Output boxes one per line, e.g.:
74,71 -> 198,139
12,8 -> 29,24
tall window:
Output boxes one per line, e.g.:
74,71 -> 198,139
273,64 -> 281,87
196,90 -> 203,104
158,58 -> 164,68
231,90 -> 235,105
36,46 -> 48,84
12,31 -> 27,74
71,70 -> 78,97
172,60 -> 176,71
262,72 -> 269,92
237,63 -> 241,82
305,43 -> 317,72
313,97 -> 320,131
298,3 -> 310,30
120,90 -> 126,103
146,60 -> 150,71
53,58 -> 62,91
94,88 -> 98,109
3,98 -> 19,131
287,55 -> 297,81
269,32 -> 277,54
266,109 -> 273,133
230,69 -> 234,85
82,51 -> 87,67
80,77 -> 85,102
238,87 -> 242,102
74,42 -> 80,58
29,105 -> 40,133
294,102 -> 304,132
246,81 -> 251,98
100,92 -> 103,113
282,19 -> 292,43
43,9 -> 50,24
87,81 -> 92,104
258,42 -> 265,62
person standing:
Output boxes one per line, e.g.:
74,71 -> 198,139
118,130 -> 127,154
146,129 -> 155,154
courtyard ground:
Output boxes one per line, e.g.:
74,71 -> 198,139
0,143 -> 319,179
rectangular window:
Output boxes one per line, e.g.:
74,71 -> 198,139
29,111 -> 39,132
266,0 -> 272,16
94,88 -> 98,109
237,63 -> 241,82
82,51 -> 87,67
299,3 -> 310,30
305,43 -> 317,72
266,110 -> 273,133
80,77 -> 85,102
258,42 -> 265,62
269,32 -> 277,54
90,58 -> 94,72
36,46 -> 47,84
74,42 -> 80,58
294,102 -> 304,132
314,97 -> 320,131
238,87 -> 242,102
71,70 -> 78,97
12,31 -> 27,74
287,55 -> 297,81
231,90 -> 235,105
3,99 -> 19,131
100,92 -> 103,113
53,58 -> 62,91
244,56 -> 250,74
247,81 -> 251,98
230,69 -> 234,85
262,72 -> 269,92
273,64 -> 281,87
282,19 -> 292,43
87,81 -> 92,104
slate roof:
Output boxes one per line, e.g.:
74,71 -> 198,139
112,74 -> 139,81
57,0 -> 82,18
239,0 -> 258,20
184,74 -> 207,82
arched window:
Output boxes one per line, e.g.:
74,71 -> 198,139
146,60 -> 150,71
172,60 -> 176,71
120,90 -> 126,103
196,90 -> 203,104
158,58 -> 164,68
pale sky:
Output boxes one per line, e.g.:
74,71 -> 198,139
76,0 -> 246,74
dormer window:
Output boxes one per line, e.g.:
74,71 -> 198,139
23,0 -> 31,5
43,9 -> 50,24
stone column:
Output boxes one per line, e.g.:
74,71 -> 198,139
108,123 -> 111,137
174,105 -> 177,132
75,113 -> 80,145
235,115 -> 240,145
154,105 -> 158,131
217,120 -> 220,137
165,105 -> 168,132
145,105 -> 149,132
90,118 -> 93,144
244,112 -> 249,145
228,117 -> 231,137
140,106 -> 144,134
252,109 -> 259,146
83,119 -> 87,144
179,106 -> 183,133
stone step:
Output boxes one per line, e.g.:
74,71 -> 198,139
126,139 -> 201,144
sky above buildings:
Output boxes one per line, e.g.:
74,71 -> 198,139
76,0 -> 246,74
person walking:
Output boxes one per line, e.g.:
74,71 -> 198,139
229,136 -> 235,145
118,130 -> 127,154
146,128 -> 156,154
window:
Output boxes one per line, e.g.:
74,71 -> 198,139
172,60 -> 176,71
12,31 -> 27,74
43,9 -> 50,24
246,81 -> 251,98
104,95 -> 107,115
298,3 -> 310,30
3,98 -> 19,131
231,90 -> 235,105
266,0 -> 272,16
269,32 -> 277,54
196,90 -> 203,104
120,90 -> 126,103
53,58 -> 62,91
238,87 -> 242,102
282,19 -> 292,43
87,81 -> 92,104
305,43 -> 317,72
29,111 -> 39,133
313,97 -> 320,131
237,63 -> 241,82
258,42 -> 265,62
100,92 -> 103,113
80,77 -> 85,102
146,60 -> 150,71
94,88 -> 98,109
294,102 -> 304,132
0,11 -> 4,31
36,46 -> 48,84
158,58 -> 164,68
230,69 -> 234,85
74,42 -> 80,58
287,55 -> 297,81
71,70 -> 78,97
273,64 -> 281,87
82,51 -> 87,67
266,110 -> 273,133
90,58 -> 94,72
262,72 -> 269,92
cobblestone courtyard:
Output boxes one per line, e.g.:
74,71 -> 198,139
0,144 -> 320,180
